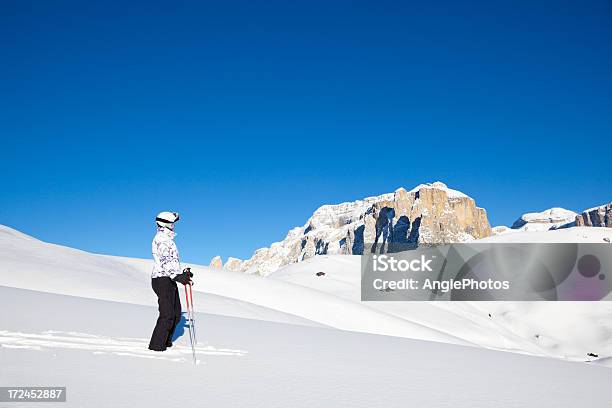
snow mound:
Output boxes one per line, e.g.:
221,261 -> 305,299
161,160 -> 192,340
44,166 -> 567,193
408,181 -> 468,199
511,207 -> 577,231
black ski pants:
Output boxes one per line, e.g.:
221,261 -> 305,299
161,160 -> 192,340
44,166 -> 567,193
149,277 -> 182,351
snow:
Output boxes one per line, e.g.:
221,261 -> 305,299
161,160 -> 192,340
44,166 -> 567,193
0,225 -> 316,326
511,207 -> 578,231
521,207 -> 577,223
0,226 -> 466,344
477,226 -> 612,243
270,253 -> 612,363
491,225 -> 513,235
2,224 -> 611,360
0,328 -> 246,360
2,286 -> 611,408
309,192 -> 394,229
408,181 -> 468,199
583,203 -> 611,213
1,224 -> 611,406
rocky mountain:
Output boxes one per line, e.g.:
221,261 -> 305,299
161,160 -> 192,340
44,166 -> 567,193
510,207 -> 577,231
220,182 -> 491,276
223,257 -> 243,272
209,255 -> 223,269
576,203 -> 612,227
209,256 -> 245,272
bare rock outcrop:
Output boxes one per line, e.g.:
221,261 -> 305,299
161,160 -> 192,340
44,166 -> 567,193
223,257 -> 243,272
209,255 -> 223,269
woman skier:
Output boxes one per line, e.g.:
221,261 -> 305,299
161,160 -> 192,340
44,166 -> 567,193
148,211 -> 192,352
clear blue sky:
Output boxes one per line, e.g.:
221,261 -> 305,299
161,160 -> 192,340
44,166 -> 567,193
2,0 -> 611,265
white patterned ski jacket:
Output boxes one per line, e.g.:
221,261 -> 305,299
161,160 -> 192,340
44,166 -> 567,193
152,227 -> 181,279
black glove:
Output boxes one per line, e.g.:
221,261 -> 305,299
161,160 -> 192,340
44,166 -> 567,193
173,272 -> 191,285
183,267 -> 194,278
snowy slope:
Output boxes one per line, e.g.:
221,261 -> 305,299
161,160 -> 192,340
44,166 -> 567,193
0,225 -> 317,326
0,225 -> 463,344
3,286 -> 610,408
1,224 -> 610,365
1,224 -> 612,406
270,227 -> 612,363
271,255 -> 612,363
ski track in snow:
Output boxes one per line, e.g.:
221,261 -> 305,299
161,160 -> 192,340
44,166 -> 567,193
0,330 -> 248,364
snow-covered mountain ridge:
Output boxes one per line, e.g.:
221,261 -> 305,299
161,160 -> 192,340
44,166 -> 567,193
220,182 -> 492,276
491,202 -> 612,236
509,207 -> 578,231
577,202 -> 612,227
207,182 -> 611,274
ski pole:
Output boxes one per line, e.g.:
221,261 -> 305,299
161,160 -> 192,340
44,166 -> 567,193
184,284 -> 196,364
184,267 -> 197,344
188,282 -> 197,344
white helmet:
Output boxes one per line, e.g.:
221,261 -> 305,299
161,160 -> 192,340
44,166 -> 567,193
156,211 -> 180,229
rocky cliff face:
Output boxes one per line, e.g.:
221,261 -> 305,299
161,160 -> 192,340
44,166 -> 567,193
236,182 -> 492,276
576,203 -> 612,227
209,255 -> 222,269
224,257 -> 243,272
